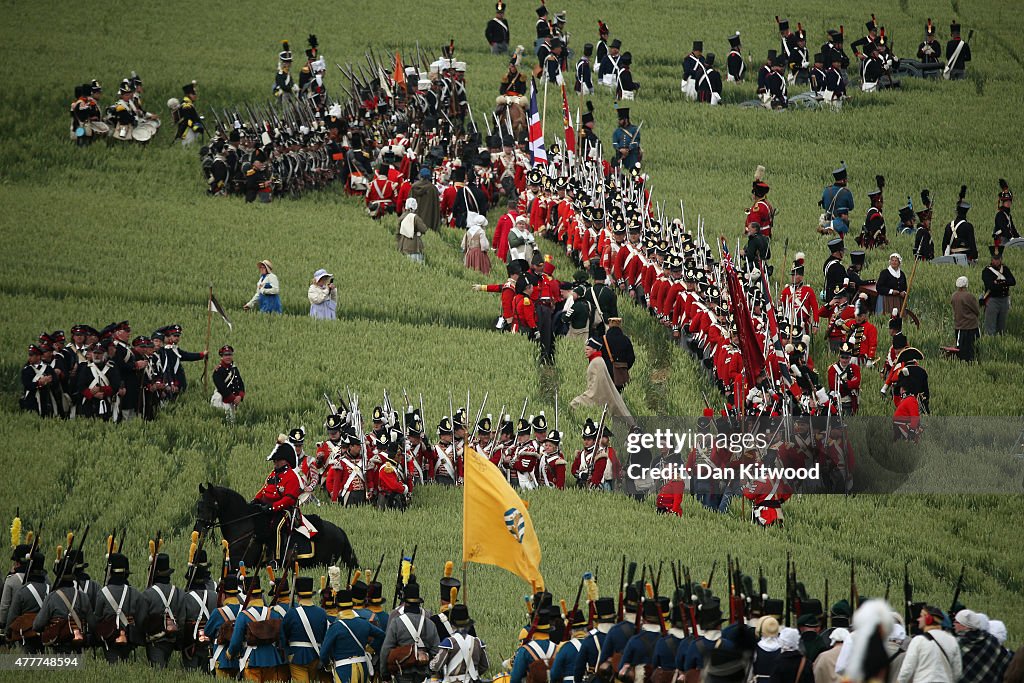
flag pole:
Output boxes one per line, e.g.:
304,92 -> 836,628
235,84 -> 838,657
541,77 -> 548,140
203,284 -> 213,393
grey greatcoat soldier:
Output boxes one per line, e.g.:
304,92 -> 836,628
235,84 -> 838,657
33,552 -> 94,653
5,552 -> 50,653
181,549 -> 218,671
381,582 -> 440,683
138,553 -> 186,668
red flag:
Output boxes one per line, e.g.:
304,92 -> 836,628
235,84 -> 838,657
721,240 -> 766,387
393,52 -> 406,92
560,83 -> 575,158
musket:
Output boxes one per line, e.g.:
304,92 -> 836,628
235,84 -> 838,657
325,392 -> 338,416
616,555 -> 626,620
706,559 -> 718,590
373,553 -> 385,584
391,548 -> 405,609
824,577 -> 830,629
564,572 -> 587,640
20,522 -> 43,585
785,551 -> 792,627
950,565 -> 965,616
903,562 -> 912,629
469,391 -> 489,442
850,559 -> 858,612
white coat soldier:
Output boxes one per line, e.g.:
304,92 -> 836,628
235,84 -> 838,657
430,604 -> 488,683
211,345 -> 245,417
308,268 -> 338,319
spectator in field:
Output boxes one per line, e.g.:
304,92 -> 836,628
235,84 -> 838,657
410,167 -> 440,231
896,605 -> 961,683
396,197 -> 428,263
308,268 -> 337,319
981,244 -> 1015,335
954,609 -> 1011,683
875,253 -> 907,314
950,276 -> 980,361
243,259 -> 282,313
461,212 -> 492,274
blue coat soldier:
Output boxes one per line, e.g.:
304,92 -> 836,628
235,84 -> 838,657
138,553 -> 187,668
596,585 -> 640,671
204,575 -> 243,678
320,588 -> 385,683
619,599 -> 666,680
820,164 -> 854,236
653,600 -> 690,677
282,576 -> 331,683
683,598 -> 738,672
612,108 -> 640,170
510,612 -> 557,683
158,324 -> 208,395
550,609 -> 588,683
227,577 -> 287,679
574,597 -> 617,682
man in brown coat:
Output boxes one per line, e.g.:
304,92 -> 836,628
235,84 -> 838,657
951,275 -> 981,361
409,167 -> 441,231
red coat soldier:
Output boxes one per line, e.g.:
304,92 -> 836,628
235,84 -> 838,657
826,344 -> 862,414
778,254 -> 820,331
253,441 -> 303,564
746,170 -> 775,238
433,416 -> 461,485
539,430 -> 566,489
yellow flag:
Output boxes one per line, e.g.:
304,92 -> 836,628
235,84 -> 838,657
462,446 -> 544,588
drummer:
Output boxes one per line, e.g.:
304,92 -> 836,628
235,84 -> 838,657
110,81 -> 139,140
128,72 -> 160,129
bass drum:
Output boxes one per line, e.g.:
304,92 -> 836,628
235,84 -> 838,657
132,124 -> 154,142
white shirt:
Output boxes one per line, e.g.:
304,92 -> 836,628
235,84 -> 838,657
896,631 -> 963,683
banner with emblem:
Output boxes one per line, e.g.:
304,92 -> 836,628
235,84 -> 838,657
462,446 -> 544,588
527,79 -> 547,168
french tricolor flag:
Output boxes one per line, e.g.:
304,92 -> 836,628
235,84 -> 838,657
528,78 -> 547,167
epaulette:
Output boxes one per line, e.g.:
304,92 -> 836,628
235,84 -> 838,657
523,298 -> 532,306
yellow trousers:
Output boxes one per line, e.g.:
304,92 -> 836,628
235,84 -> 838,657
290,660 -> 327,682
243,665 -> 289,682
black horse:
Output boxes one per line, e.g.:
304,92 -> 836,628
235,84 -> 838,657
194,483 -> 358,570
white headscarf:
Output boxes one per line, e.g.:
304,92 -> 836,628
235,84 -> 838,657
988,619 -> 1008,645
404,197 -> 419,212
779,627 -> 801,652
887,253 -> 903,279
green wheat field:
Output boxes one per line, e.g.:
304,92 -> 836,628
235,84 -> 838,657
1,0 -> 1022,675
